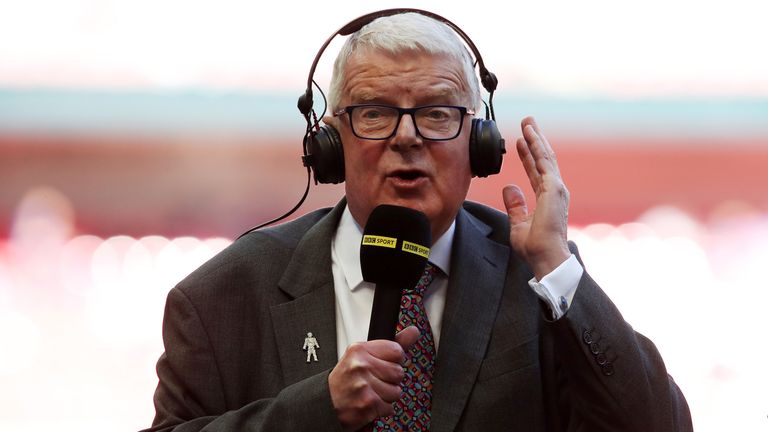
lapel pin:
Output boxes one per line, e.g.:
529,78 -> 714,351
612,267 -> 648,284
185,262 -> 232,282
303,332 -> 319,363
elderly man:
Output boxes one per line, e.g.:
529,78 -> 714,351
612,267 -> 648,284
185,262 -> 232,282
143,10 -> 692,432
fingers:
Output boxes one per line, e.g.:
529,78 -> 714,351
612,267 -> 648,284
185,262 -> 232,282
329,340 -> 409,430
522,116 -> 551,155
367,353 -> 407,386
366,338 -> 407,363
364,340 -> 407,388
395,325 -> 420,351
502,184 -> 529,227
520,116 -> 561,180
516,136 -> 540,191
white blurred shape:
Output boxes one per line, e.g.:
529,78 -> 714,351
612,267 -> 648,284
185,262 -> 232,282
89,236 -> 145,345
86,235 -> 230,348
1,0 -> 766,94
571,206 -> 768,431
10,186 -> 74,245
637,205 -> 704,240
0,310 -> 42,376
60,235 -> 103,296
90,235 -> 135,289
9,187 -> 75,287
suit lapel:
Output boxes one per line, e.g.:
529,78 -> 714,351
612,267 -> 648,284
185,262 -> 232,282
270,201 -> 345,387
267,200 -> 512,428
431,208 -> 510,432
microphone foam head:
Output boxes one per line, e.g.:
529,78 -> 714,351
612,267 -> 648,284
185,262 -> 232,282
360,204 -> 431,288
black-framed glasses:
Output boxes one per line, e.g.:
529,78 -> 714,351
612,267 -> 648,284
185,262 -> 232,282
333,104 -> 475,141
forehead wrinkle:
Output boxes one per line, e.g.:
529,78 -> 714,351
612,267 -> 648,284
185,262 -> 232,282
341,51 -> 472,106
348,80 -> 468,106
353,89 -> 378,103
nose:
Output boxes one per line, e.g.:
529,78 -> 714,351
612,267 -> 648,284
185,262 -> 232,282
390,113 -> 423,151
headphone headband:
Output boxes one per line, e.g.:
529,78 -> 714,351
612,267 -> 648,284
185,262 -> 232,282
239,9 -> 504,239
299,8 -> 506,185
297,8 -> 497,116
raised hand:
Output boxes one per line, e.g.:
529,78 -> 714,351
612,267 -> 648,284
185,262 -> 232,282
503,116 -> 571,280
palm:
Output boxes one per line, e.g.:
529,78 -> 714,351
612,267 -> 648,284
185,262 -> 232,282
503,117 -> 570,279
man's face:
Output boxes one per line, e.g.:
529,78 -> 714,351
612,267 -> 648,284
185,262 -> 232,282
335,49 -> 474,240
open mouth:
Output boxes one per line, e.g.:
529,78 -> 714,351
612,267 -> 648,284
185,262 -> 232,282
390,169 -> 425,181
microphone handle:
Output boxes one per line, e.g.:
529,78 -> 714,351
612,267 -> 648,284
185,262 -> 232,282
367,282 -> 402,341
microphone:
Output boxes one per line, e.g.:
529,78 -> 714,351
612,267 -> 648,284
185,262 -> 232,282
361,204 -> 431,341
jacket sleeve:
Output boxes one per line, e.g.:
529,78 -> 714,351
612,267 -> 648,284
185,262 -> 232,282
141,287 -> 344,432
543,245 -> 693,431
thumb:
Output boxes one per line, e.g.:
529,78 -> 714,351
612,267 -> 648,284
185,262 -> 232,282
394,325 -> 420,351
503,184 -> 529,226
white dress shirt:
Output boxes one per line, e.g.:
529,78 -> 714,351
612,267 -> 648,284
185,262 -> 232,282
331,205 -> 583,358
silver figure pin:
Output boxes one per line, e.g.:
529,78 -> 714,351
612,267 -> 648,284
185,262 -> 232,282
303,332 -> 319,363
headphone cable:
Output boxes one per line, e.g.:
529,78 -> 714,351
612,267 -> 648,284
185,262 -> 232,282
236,80 -> 329,240
235,165 -> 312,240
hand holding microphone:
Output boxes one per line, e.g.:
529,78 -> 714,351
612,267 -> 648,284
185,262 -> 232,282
329,204 -> 431,430
329,327 -> 420,431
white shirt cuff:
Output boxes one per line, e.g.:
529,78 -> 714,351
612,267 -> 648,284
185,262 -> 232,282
527,254 -> 583,320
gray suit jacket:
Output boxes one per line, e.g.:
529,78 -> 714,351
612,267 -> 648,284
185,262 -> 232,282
144,200 -> 692,431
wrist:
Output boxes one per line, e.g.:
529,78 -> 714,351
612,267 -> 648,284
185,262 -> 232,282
530,247 -> 571,281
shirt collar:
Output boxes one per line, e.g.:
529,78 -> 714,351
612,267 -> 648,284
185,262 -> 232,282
333,205 -> 455,292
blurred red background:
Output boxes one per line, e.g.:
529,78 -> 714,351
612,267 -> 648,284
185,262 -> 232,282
2,132 -> 766,238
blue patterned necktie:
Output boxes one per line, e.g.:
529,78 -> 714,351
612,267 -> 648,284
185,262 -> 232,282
373,262 -> 438,432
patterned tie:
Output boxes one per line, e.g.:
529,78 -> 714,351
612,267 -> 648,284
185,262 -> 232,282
373,262 -> 438,432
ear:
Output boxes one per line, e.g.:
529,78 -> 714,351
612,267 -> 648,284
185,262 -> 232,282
322,115 -> 339,129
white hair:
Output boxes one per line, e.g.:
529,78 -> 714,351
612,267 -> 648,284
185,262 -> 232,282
327,12 -> 483,112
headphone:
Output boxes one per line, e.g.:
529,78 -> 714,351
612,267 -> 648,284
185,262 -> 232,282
298,8 -> 506,184
238,9 -> 505,239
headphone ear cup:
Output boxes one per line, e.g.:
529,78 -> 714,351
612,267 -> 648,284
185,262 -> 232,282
469,118 -> 506,178
306,125 -> 345,184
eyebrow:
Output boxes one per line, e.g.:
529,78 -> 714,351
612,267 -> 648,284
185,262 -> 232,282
349,87 -> 461,105
351,90 -> 379,103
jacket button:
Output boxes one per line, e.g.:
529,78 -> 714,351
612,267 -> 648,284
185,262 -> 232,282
589,342 -> 601,355
582,330 -> 593,344
595,352 -> 607,365
602,362 -> 615,376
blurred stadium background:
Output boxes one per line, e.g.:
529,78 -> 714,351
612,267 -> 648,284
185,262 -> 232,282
1,1 -> 766,430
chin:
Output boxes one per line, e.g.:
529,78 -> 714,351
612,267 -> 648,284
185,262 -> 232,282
378,197 -> 429,214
